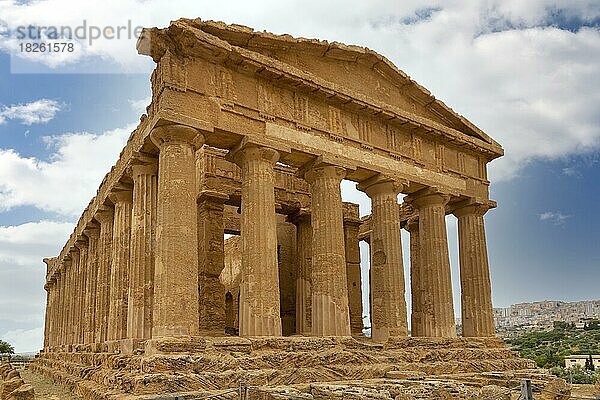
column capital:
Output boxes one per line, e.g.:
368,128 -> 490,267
357,174 -> 407,198
83,227 -> 100,239
74,237 -> 89,250
404,216 -> 419,233
405,187 -> 450,209
129,161 -> 158,177
108,189 -> 133,205
452,199 -> 496,218
304,164 -> 346,185
197,190 -> 229,206
95,206 -> 115,224
229,143 -> 279,168
287,208 -> 311,225
150,124 -> 205,149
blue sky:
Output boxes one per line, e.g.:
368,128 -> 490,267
0,0 -> 599,352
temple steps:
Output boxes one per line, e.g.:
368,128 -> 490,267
29,336 -> 546,399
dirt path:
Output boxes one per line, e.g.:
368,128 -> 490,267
19,368 -> 82,400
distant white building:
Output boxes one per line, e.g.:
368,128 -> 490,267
564,355 -> 600,369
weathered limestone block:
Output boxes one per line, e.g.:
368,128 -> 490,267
107,190 -> 133,341
454,203 -> 495,338
358,177 -> 408,341
305,164 -> 351,337
1,377 -> 23,398
407,191 -> 456,338
6,384 -> 34,400
477,385 -> 510,400
539,379 -> 570,400
232,145 -> 282,337
128,162 -> 158,340
150,124 -> 203,337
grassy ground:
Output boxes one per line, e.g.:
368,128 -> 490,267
19,368 -> 83,400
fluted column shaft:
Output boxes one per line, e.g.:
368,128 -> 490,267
411,193 -> 456,338
293,212 -> 312,335
306,165 -> 351,337
151,124 -> 202,337
360,179 -> 407,341
57,268 -> 65,345
108,191 -> 133,341
405,218 -> 424,337
197,192 -> 227,335
234,145 -> 282,337
83,228 -> 99,344
95,208 -> 114,343
127,163 -> 157,340
75,241 -> 89,345
43,284 -> 51,349
455,204 -> 495,337
67,250 -> 79,345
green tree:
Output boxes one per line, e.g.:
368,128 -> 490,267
0,340 -> 14,354
585,354 -> 595,371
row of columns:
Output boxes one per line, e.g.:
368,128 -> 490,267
43,122 -> 495,348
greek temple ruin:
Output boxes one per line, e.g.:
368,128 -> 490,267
31,19 -> 568,400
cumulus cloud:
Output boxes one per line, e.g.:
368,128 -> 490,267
0,125 -> 133,216
128,96 -> 151,114
0,220 -> 74,353
539,211 -> 571,225
0,99 -> 63,125
1,0 -> 598,177
0,328 -> 44,354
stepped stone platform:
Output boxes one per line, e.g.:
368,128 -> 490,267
30,336 -> 568,399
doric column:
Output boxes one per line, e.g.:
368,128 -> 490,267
197,191 -> 228,335
358,177 -> 408,341
83,227 -> 100,344
59,260 -> 69,345
74,239 -> 89,345
343,206 -> 364,336
43,282 -> 51,349
405,217 -> 424,337
150,124 -> 202,337
454,203 -> 495,337
232,145 -> 282,337
408,190 -> 456,338
291,210 -> 312,336
56,266 -> 65,345
127,162 -> 158,340
67,249 -> 79,345
95,207 -> 114,343
107,190 -> 133,341
305,164 -> 351,337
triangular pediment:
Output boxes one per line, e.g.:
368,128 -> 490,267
138,19 -> 502,155
190,20 -> 495,145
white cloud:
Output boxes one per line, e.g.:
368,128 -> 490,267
0,99 -> 63,125
0,328 -> 43,354
539,211 -> 571,225
1,0 -> 597,177
0,125 -> 133,216
128,96 -> 151,114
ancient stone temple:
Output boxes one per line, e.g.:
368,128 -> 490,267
31,19 -> 568,399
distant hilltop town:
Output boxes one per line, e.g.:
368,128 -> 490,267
494,300 -> 600,331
